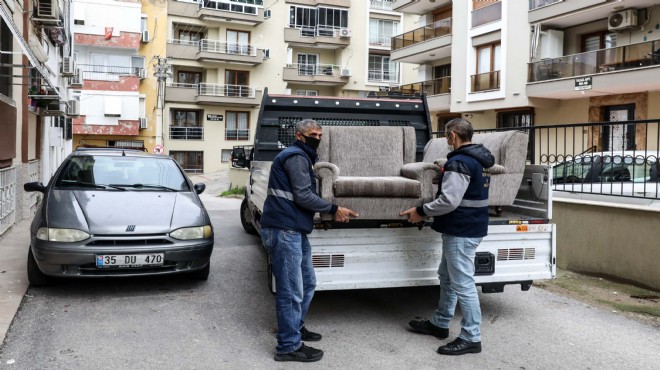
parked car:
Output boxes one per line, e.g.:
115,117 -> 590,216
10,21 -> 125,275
23,148 -> 214,286
552,151 -> 660,198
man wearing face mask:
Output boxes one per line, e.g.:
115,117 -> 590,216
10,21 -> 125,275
400,118 -> 494,356
260,119 -> 358,362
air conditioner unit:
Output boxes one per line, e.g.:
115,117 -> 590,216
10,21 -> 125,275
264,9 -> 271,18
36,0 -> 59,20
138,68 -> 147,79
61,56 -> 76,76
139,117 -> 148,129
141,30 -> 150,43
608,9 -> 638,31
340,68 -> 352,77
339,28 -> 352,38
67,100 -> 80,117
44,101 -> 65,116
70,68 -> 83,87
263,48 -> 270,60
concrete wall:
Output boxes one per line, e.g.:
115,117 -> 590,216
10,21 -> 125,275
553,199 -> 660,291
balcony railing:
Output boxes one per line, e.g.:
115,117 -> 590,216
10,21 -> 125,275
368,69 -> 399,83
472,1 -> 501,27
529,40 -> 660,82
391,18 -> 451,51
391,77 -> 451,96
200,39 -> 257,56
529,0 -> 561,10
199,0 -> 261,15
79,64 -> 144,81
225,129 -> 250,141
199,83 -> 255,98
291,25 -> 340,38
369,0 -> 394,11
369,34 -> 393,47
288,64 -> 343,77
169,126 -> 204,140
471,70 -> 500,92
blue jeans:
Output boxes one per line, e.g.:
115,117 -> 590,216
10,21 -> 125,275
430,234 -> 482,342
261,228 -> 316,354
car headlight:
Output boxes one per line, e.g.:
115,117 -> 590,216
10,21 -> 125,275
170,225 -> 212,240
36,227 -> 90,242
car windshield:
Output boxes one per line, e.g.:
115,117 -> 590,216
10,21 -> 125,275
553,154 -> 658,184
55,154 -> 191,191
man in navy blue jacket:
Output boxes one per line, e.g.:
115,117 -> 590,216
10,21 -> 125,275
261,119 -> 358,362
401,118 -> 494,356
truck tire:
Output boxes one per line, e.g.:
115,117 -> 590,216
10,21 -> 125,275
27,248 -> 51,287
240,197 -> 258,235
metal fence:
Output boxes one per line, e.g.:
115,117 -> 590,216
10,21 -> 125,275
199,39 -> 257,56
434,119 -> 660,199
0,166 -> 16,235
79,64 -> 143,81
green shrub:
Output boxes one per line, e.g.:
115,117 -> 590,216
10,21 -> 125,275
219,186 -> 246,197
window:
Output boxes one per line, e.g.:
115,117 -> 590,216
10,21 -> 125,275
581,31 -> 616,52
221,149 -> 232,162
171,109 -> 201,127
295,89 -> 318,96
225,70 -> 250,97
170,151 -> 204,173
141,16 -> 147,33
369,19 -> 398,47
108,140 -> 144,149
0,20 -> 12,98
472,43 -> 501,92
226,111 -> 249,140
297,53 -> 319,75
227,30 -> 250,55
368,55 -> 398,83
178,29 -> 204,43
289,6 -> 348,35
177,71 -> 202,85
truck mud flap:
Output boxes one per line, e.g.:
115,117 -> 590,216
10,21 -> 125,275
478,280 -> 533,293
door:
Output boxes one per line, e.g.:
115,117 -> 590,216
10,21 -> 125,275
297,54 -> 318,75
603,105 -> 635,151
227,30 -> 250,55
225,70 -> 250,97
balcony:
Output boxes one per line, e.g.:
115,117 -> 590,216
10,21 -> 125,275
527,40 -> 660,99
392,0 -> 451,15
391,77 -> 451,111
165,82 -> 262,107
472,1 -> 501,28
390,18 -> 452,64
369,0 -> 393,11
368,70 -> 399,84
528,0 -> 611,24
282,64 -> 349,86
79,64 -> 145,81
283,27 -> 350,49
369,34 -> 394,48
225,129 -> 250,141
471,70 -> 500,92
528,0 -> 561,11
168,0 -> 264,26
286,0 -> 351,7
170,126 -> 204,140
167,39 -> 264,65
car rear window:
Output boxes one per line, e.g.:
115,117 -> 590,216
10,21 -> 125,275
55,155 -> 191,191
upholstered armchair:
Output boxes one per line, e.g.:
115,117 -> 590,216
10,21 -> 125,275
314,126 -> 437,221
423,130 -> 529,211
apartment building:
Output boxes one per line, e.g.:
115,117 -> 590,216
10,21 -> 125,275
71,0 -> 155,151
392,0 -> 660,153
0,0 -> 74,236
163,0 -> 415,173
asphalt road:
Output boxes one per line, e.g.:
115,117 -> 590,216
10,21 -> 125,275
0,196 -> 658,369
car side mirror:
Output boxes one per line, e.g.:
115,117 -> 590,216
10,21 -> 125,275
24,182 -> 46,193
194,183 -> 206,195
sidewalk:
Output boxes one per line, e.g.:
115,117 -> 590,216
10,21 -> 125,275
0,220 -> 31,344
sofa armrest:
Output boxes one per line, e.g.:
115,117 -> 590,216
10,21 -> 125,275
314,162 -> 340,201
401,162 -> 437,203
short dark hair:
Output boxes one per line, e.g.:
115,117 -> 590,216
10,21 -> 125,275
295,119 -> 322,135
445,118 -> 474,142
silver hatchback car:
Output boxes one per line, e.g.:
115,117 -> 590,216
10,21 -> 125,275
23,148 -> 214,286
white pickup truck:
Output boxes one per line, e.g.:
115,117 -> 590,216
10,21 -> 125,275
234,92 -> 556,293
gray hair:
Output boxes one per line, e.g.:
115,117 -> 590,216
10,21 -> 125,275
445,118 -> 474,141
295,119 -> 322,135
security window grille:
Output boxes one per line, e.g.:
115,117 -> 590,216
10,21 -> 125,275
226,111 -> 249,140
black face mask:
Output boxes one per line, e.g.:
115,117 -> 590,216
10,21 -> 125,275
302,135 -> 321,150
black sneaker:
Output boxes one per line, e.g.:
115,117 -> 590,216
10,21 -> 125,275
437,337 -> 482,356
408,320 -> 449,339
274,343 -> 324,362
300,326 -> 322,341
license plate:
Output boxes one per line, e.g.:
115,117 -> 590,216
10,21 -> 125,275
96,254 -> 164,268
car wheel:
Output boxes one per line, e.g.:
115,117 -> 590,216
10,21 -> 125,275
565,175 -> 581,183
240,197 -> 258,235
267,254 -> 276,295
190,263 -> 210,281
27,248 -> 51,287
